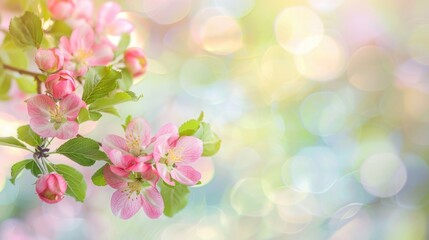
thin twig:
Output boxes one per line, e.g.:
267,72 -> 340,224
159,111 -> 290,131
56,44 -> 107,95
3,64 -> 41,77
35,75 -> 41,94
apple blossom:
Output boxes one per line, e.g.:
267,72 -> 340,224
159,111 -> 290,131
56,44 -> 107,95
104,164 -> 164,219
35,48 -> 64,73
59,24 -> 114,76
47,0 -> 75,20
36,173 -> 67,204
124,48 -> 147,77
45,70 -> 76,99
96,2 -> 134,36
27,94 -> 85,140
106,149 -> 149,177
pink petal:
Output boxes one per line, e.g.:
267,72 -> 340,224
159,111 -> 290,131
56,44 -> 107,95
70,24 -> 94,52
102,135 -> 129,154
140,187 -> 164,219
29,118 -> 57,138
153,123 -> 178,141
97,1 -> 121,31
170,165 -> 201,186
60,93 -> 84,120
27,95 -> 55,119
140,165 -> 159,186
107,149 -> 125,167
111,189 -> 141,219
156,163 -> 174,186
174,136 -> 203,163
103,165 -> 127,189
107,19 -> 134,35
110,166 -> 129,177
55,121 -> 79,140
87,43 -> 114,66
59,37 -> 73,60
125,118 -> 152,148
153,135 -> 171,161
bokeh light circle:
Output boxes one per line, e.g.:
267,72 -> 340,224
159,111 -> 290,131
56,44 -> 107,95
348,46 -> 394,91
289,146 -> 341,193
295,35 -> 347,81
360,153 -> 407,198
275,6 -> 324,54
215,0 -> 256,18
308,0 -> 344,12
142,0 -> 192,25
407,24 -> 429,65
201,15 -> 243,55
300,91 -> 348,136
230,178 -> 273,217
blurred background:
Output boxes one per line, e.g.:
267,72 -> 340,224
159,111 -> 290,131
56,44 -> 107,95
1,0 -> 429,239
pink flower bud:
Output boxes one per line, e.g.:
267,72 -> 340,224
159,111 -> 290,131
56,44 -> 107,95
36,173 -> 67,204
45,70 -> 77,99
124,48 -> 147,77
47,0 -> 75,20
35,48 -> 64,73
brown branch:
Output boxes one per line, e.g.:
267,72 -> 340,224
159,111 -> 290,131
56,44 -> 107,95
3,64 -> 41,77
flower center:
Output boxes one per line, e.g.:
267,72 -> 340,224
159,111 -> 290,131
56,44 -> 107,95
127,181 -> 142,195
74,49 -> 93,62
49,106 -> 66,129
166,149 -> 182,165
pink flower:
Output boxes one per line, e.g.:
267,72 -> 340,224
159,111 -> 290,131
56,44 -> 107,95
59,24 -> 114,76
102,117 -> 153,160
45,70 -> 76,99
124,48 -> 147,77
106,149 -> 150,177
104,165 -> 164,219
47,0 -> 75,20
27,94 -> 85,139
96,2 -> 133,36
35,48 -> 64,73
36,173 -> 67,204
154,134 -> 203,186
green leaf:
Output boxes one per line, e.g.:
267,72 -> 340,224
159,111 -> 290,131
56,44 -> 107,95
82,66 -> 121,104
16,76 -> 37,94
9,11 -> 43,48
118,69 -> 133,91
115,34 -> 130,58
0,137 -> 29,151
160,181 -> 190,217
10,159 -> 32,184
122,115 -> 133,130
179,119 -> 201,136
91,164 -> 107,186
0,73 -> 12,99
56,137 -> 108,166
197,111 -> 205,122
89,91 -> 142,111
17,125 -> 42,147
98,107 -> 120,117
53,164 -> 86,202
194,122 -> 221,157
89,111 -> 102,121
25,161 -> 41,177
79,108 -> 103,122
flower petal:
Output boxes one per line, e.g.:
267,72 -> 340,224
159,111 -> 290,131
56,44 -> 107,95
153,135 -> 171,161
103,165 -> 127,189
70,24 -> 94,52
29,118 -> 57,138
153,123 -> 178,141
27,94 -> 55,119
174,136 -> 203,163
170,165 -> 201,186
111,189 -> 141,219
107,19 -> 134,35
87,43 -> 114,66
96,1 -> 121,32
55,121 -> 79,140
107,149 -> 126,168
102,134 -> 129,154
125,118 -> 152,148
156,163 -> 174,186
60,93 -> 84,120
140,187 -> 164,219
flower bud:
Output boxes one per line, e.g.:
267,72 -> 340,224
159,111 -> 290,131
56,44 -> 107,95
47,0 -> 75,20
124,48 -> 147,77
36,173 -> 67,204
35,48 -> 64,73
45,70 -> 77,99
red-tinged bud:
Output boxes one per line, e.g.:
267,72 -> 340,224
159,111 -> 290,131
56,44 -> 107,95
36,173 -> 67,204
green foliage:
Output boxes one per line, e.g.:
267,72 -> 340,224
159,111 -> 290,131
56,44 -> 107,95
0,137 -> 30,151
53,164 -> 87,202
16,76 -> 37,94
118,69 -> 133,91
56,137 -> 108,166
0,72 -> 12,101
89,91 -> 142,111
8,11 -> 43,48
82,66 -> 121,104
115,34 -> 130,58
194,122 -> 221,157
25,161 -> 42,177
91,164 -> 107,186
160,181 -> 190,217
78,108 -> 103,123
10,159 -> 32,184
179,119 -> 201,136
17,125 -> 42,147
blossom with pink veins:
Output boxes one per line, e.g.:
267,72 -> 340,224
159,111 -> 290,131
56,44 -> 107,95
153,134 -> 203,186
96,2 -> 134,36
27,94 -> 85,139
102,118 -> 154,161
103,164 -> 164,219
106,149 -> 149,177
59,24 -> 114,76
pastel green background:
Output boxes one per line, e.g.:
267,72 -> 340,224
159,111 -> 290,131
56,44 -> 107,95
1,0 -> 429,239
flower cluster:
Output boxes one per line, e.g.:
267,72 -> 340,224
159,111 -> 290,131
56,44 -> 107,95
102,118 -> 203,219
